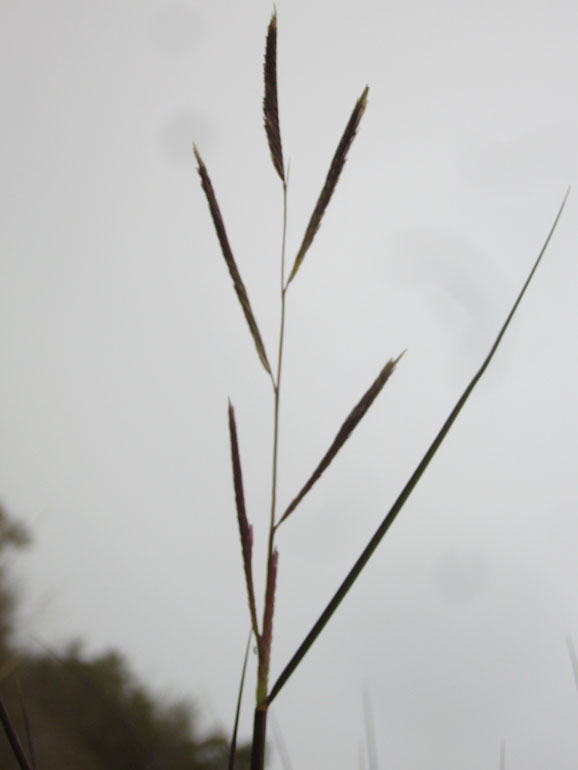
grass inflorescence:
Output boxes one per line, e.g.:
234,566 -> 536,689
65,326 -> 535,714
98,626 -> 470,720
193,10 -> 569,770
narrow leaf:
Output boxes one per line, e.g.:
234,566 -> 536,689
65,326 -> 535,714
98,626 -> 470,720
264,189 -> 570,707
228,631 -> 252,770
194,145 -> 272,375
286,86 -> 369,286
264,9 -> 285,182
228,401 -> 261,642
277,354 -> 403,526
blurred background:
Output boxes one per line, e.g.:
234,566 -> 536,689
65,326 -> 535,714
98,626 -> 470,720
1,1 -> 578,768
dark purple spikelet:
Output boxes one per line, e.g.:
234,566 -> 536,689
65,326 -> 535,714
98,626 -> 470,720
261,548 -> 279,682
286,85 -> 369,285
228,401 -> 261,641
194,145 -> 272,375
264,9 -> 284,182
243,524 -> 254,582
278,352 -> 403,525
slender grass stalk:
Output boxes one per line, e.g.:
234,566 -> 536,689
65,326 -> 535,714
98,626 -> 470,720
259,175 -> 288,704
194,11 -> 569,770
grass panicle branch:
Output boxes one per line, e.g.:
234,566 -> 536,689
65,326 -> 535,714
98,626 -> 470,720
286,85 -> 369,286
264,188 -> 569,708
258,548 -> 279,703
193,145 -> 272,377
277,354 -> 403,526
228,402 -> 261,645
264,9 -> 285,182
261,8 -> 290,731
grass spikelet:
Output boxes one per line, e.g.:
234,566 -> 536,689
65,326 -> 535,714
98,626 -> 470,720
194,145 -> 272,376
286,85 -> 369,285
264,9 -> 284,182
259,548 -> 278,703
228,401 -> 260,642
277,353 -> 403,526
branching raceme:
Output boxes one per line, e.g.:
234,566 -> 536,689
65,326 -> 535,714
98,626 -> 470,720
194,11 -> 569,770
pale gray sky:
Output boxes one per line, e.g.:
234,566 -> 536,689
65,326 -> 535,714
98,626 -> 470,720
2,1 -> 578,769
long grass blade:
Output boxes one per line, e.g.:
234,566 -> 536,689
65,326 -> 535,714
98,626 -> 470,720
264,9 -> 285,182
277,354 -> 403,526
228,631 -> 253,770
264,189 -> 569,706
228,401 -> 261,642
194,146 -> 272,376
0,694 -> 33,770
286,86 -> 369,286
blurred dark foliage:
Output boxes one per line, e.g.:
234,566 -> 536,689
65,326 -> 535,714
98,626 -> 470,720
0,503 -> 251,770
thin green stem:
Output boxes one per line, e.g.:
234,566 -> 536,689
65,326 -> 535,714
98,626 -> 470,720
270,178 -> 289,532
258,177 -> 289,703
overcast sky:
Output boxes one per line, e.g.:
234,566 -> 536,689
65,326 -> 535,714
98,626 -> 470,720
2,1 -> 578,768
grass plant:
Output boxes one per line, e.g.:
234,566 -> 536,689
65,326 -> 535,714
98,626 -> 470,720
0,10 -> 569,770
193,10 -> 569,770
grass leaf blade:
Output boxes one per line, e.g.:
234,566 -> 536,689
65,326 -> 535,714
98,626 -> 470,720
265,189 -> 569,706
228,631 -> 252,770
277,354 -> 403,526
264,9 -> 285,182
286,86 -> 369,286
228,401 -> 261,642
194,146 -> 272,376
